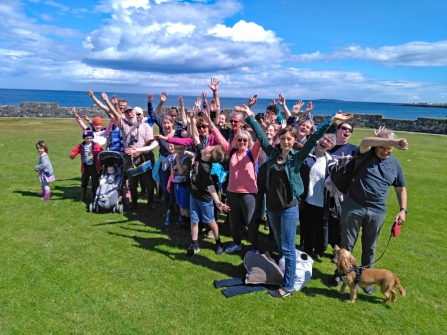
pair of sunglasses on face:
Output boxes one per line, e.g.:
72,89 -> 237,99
340,126 -> 353,133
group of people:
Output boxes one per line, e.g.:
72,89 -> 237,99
34,78 -> 409,299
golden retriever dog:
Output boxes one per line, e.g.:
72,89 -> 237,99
333,245 -> 406,304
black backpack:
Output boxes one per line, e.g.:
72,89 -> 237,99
330,153 -> 370,194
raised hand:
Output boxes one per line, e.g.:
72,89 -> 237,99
270,99 -> 276,106
331,110 -> 354,125
248,94 -> 258,108
234,104 -> 251,118
87,90 -> 94,97
208,77 -> 219,92
374,125 -> 386,136
305,101 -> 313,115
291,100 -> 304,115
194,97 -> 202,109
82,115 -> 91,122
201,90 -> 207,101
394,138 -> 408,150
101,92 -> 108,101
147,93 -> 153,102
160,92 -> 167,102
278,93 -> 286,107
71,107 -> 78,117
111,95 -> 118,104
178,96 -> 184,106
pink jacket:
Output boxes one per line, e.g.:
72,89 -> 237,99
212,128 -> 261,194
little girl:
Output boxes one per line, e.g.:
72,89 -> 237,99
35,141 -> 55,200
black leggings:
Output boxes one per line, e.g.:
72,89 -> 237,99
81,163 -> 99,194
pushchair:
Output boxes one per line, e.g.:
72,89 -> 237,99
89,151 -> 125,213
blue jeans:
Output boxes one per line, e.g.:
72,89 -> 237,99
268,204 -> 299,293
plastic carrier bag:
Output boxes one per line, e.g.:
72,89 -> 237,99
278,249 -> 314,291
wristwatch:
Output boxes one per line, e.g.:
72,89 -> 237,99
400,208 -> 408,214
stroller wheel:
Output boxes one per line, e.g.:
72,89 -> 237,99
89,203 -> 93,213
95,202 -> 99,213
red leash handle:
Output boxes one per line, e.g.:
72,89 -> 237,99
391,219 -> 402,237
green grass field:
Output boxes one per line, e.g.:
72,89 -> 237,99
0,118 -> 446,334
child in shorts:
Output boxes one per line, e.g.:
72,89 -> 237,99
186,110 -> 230,257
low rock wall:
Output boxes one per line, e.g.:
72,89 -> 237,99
1,102 -> 446,134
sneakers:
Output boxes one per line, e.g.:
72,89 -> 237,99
215,244 -> 224,256
362,285 -> 375,295
268,289 -> 293,298
186,244 -> 200,257
206,230 -> 215,239
328,274 -> 341,287
225,243 -> 242,253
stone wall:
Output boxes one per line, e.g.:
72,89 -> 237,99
1,102 -> 446,134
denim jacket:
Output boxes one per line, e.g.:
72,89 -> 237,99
245,114 -> 336,200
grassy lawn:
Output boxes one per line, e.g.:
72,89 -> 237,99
0,118 -> 446,334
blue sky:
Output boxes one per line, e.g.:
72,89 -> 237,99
0,0 -> 446,102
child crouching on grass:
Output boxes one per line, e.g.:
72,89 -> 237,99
186,109 -> 230,257
35,141 -> 55,200
69,131 -> 103,202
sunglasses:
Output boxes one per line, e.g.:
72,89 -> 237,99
340,126 -> 353,133
237,138 -> 248,143
230,120 -> 240,124
197,124 -> 208,130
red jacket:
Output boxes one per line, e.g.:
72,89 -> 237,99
70,141 -> 103,172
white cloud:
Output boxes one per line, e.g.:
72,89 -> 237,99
294,41 -> 447,67
83,0 -> 286,73
207,20 -> 279,43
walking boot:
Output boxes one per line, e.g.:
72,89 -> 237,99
164,210 -> 171,226
41,190 -> 51,201
37,186 -> 45,196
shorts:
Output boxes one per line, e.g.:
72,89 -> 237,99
190,195 -> 215,224
174,183 -> 190,209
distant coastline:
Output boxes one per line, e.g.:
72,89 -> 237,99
397,103 -> 447,109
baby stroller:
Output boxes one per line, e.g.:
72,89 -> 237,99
89,151 -> 125,214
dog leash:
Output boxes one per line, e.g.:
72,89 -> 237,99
338,219 -> 401,278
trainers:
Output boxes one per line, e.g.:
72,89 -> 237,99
328,274 -> 341,287
362,285 -> 375,295
186,245 -> 200,257
250,249 -> 260,254
225,243 -> 242,253
215,244 -> 224,256
268,289 -> 293,298
206,230 -> 215,239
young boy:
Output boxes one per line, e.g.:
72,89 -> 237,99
187,109 -> 230,257
70,131 -> 103,201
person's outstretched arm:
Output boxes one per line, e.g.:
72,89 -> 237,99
87,90 -> 110,113
101,93 -> 121,123
155,92 -> 167,115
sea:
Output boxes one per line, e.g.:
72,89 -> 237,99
0,88 -> 446,121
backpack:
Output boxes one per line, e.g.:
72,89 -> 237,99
330,154 -> 369,194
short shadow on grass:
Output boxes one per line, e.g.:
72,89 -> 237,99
108,231 -> 245,278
